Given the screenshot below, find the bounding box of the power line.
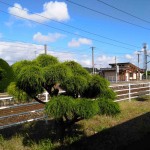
[0,10,137,51]
[97,0,150,24]
[0,0,140,49]
[65,0,150,31]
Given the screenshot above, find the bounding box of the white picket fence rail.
[110,82,150,102]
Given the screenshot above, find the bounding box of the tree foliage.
[11,54,120,129]
[97,98,120,116]
[82,75,116,99]
[35,54,59,68]
[0,67,5,81]
[0,58,14,92]
[7,82,30,103]
[45,96,100,126]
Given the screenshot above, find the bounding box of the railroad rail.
[1,82,150,129]
[0,102,45,129]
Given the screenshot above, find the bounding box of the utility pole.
[115,56,118,83]
[137,52,141,80]
[44,44,47,55]
[143,43,147,79]
[91,47,95,74]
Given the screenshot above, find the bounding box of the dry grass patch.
[80,98,150,136]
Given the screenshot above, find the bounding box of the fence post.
[45,91,48,102]
[129,83,131,102]
[149,82,150,96]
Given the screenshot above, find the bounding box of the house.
[99,62,144,82]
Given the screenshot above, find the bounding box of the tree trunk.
[33,96,46,104]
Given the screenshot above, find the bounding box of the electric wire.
[0,9,137,51]
[97,0,150,24]
[65,0,150,31]
[0,0,140,49]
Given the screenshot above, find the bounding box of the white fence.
[110,82,150,102]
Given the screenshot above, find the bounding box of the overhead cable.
[0,0,140,48]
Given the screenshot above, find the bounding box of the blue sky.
[0,0,150,69]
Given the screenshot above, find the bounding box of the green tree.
[11,54,120,135]
[0,67,4,81]
[0,59,14,92]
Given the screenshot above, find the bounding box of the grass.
[0,97,150,150]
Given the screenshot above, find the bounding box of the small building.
[99,62,144,82]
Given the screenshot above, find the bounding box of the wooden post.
[129,83,131,102]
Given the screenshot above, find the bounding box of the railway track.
[0,102,45,129]
[1,82,150,129]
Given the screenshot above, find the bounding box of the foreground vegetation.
[0,97,150,150]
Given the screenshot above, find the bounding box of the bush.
[45,96,99,122]
[7,82,30,103]
[45,96,75,119]
[75,98,99,119]
[97,98,120,116]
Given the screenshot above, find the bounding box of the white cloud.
[97,55,115,68]
[80,59,91,66]
[68,38,92,47]
[33,32,64,43]
[49,51,76,62]
[0,41,44,64]
[0,41,76,65]
[125,54,133,60]
[8,1,70,23]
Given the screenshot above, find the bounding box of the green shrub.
[97,98,120,116]
[45,96,99,122]
[45,96,75,119]
[75,99,99,119]
[7,82,30,103]
[100,88,116,100]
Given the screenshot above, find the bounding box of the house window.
[130,73,133,77]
